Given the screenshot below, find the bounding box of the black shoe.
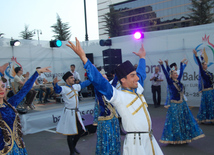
[74,148,80,154]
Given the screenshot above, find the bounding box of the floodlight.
[10,40,21,46]
[134,32,144,40]
[50,40,62,47]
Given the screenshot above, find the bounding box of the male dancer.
[53,72,91,155]
[66,38,163,155]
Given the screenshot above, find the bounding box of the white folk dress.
[107,82,163,155]
[56,84,86,135]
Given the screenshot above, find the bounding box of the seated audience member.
[35,67,51,104]
[14,67,37,109]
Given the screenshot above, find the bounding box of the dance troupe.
[0,38,213,155]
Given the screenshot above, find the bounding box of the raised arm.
[164,60,170,73]
[53,77,62,94]
[178,62,184,81]
[66,38,113,100]
[193,49,206,77]
[158,59,172,85]
[133,44,146,87]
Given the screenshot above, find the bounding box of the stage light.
[10,40,21,46]
[134,32,144,40]
[99,39,112,46]
[50,40,62,48]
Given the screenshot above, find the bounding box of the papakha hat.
[115,60,135,80]
[62,71,73,82]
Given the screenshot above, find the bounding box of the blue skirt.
[96,116,120,155]
[160,100,204,144]
[164,86,170,107]
[7,141,28,155]
[197,89,214,123]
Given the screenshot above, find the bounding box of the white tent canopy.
[1,23,214,107]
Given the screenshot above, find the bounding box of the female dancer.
[0,64,51,154]
[94,73,120,155]
[193,49,214,123]
[158,59,204,144]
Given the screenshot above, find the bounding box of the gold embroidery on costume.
[69,94,75,99]
[98,96,118,121]
[138,95,155,155]
[122,89,155,154]
[171,83,184,103]
[126,96,138,108]
[0,120,13,154]
[13,114,25,148]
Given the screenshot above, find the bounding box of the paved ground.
[23,99,214,155]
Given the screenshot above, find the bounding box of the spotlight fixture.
[133,31,144,40]
[10,40,21,46]
[50,40,62,48]
[99,39,112,46]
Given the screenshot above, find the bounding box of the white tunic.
[106,82,163,155]
[56,84,86,135]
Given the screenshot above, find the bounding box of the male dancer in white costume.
[66,38,163,155]
[53,72,91,155]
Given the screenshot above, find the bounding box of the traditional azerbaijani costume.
[196,56,214,123]
[0,71,39,155]
[53,80,91,135]
[84,59,163,155]
[53,71,91,155]
[160,62,205,144]
[94,88,120,155]
[164,64,186,108]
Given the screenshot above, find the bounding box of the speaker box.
[81,114,97,136]
[102,49,122,76]
[86,53,94,64]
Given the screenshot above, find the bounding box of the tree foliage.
[189,0,214,25]
[104,6,122,38]
[19,25,34,40]
[51,14,71,41]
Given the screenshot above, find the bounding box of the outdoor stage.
[20,97,96,135]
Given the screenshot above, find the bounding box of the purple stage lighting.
[134,32,143,40]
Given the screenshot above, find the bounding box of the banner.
[20,102,95,135]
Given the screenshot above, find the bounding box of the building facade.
[97,0,212,39]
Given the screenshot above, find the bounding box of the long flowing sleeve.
[161,64,172,85]
[53,83,62,94]
[84,60,113,100]
[166,65,170,73]
[195,56,206,77]
[80,80,91,89]
[8,71,39,107]
[178,62,184,81]
[136,58,146,87]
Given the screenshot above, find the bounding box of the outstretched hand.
[66,37,88,64]
[37,66,51,73]
[181,58,187,63]
[53,77,61,84]
[133,44,146,59]
[193,49,197,56]
[164,59,168,65]
[0,63,9,74]
[158,59,163,65]
[184,60,188,65]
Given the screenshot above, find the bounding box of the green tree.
[104,6,122,38]
[20,25,34,40]
[51,14,71,41]
[189,0,214,25]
